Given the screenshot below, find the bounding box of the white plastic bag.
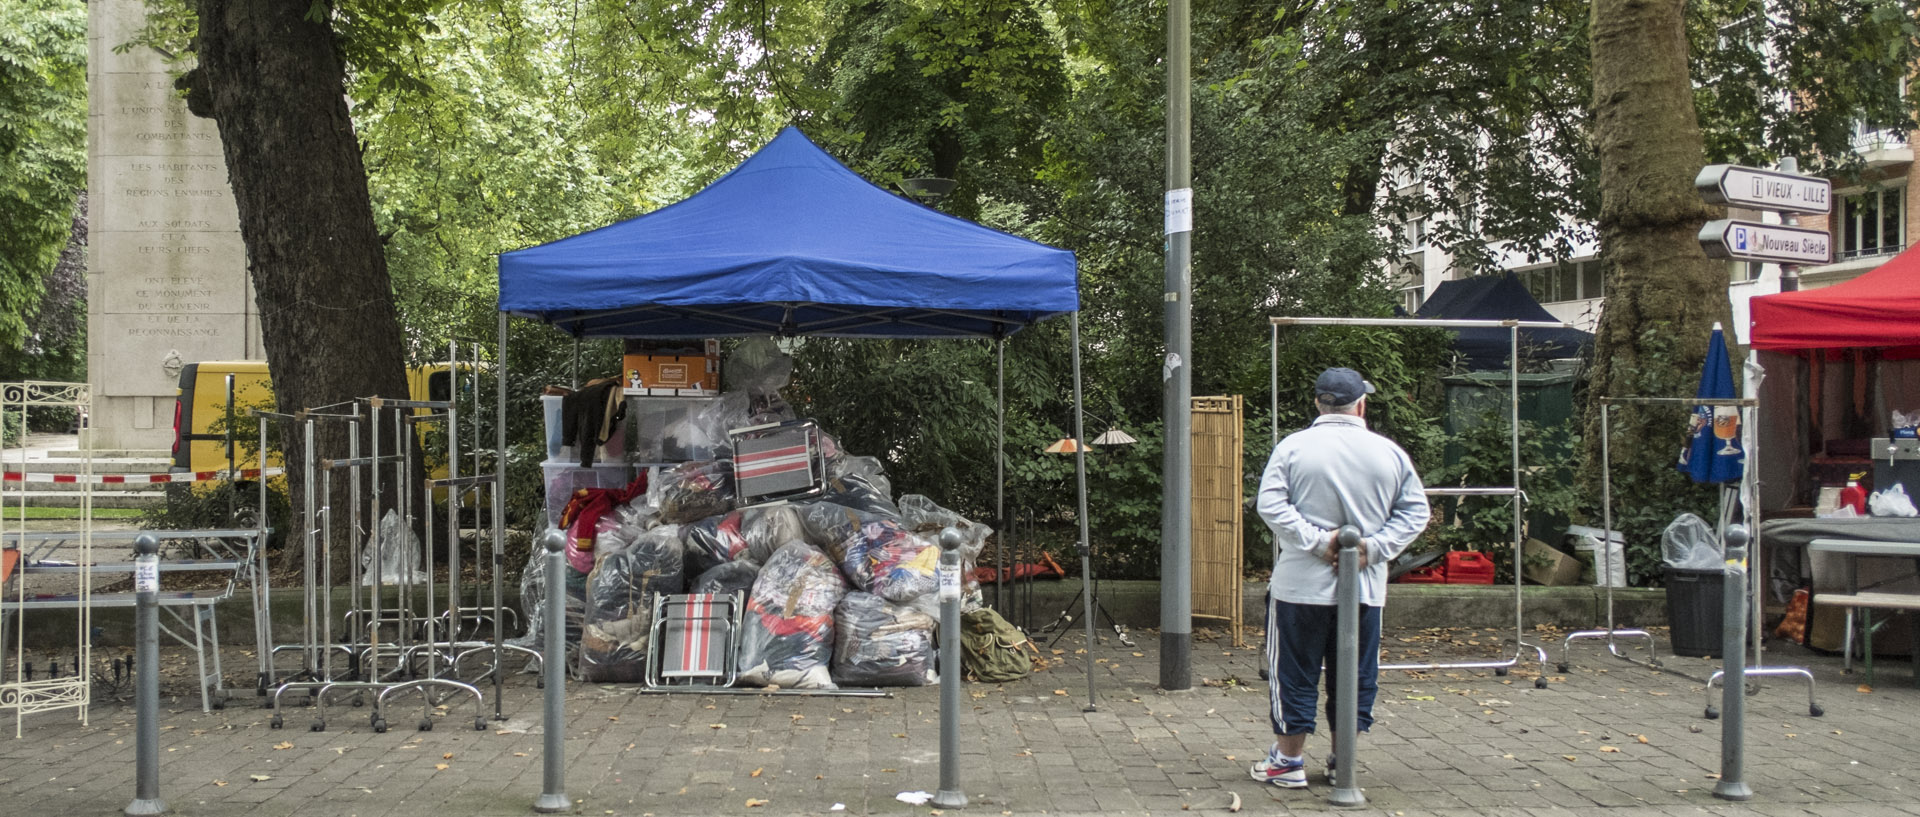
[1869,483,1919,517]
[1661,513,1721,570]
[360,508,425,585]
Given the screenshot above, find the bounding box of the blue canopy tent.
[1414,272,1592,369]
[498,127,1077,339]
[494,127,1105,698]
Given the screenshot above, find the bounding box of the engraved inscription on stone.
[88,0,260,448]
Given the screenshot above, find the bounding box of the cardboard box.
[621,353,718,391]
[1523,538,1582,586]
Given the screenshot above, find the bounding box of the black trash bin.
[1665,566,1725,657]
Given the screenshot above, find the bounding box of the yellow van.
[171,361,470,475]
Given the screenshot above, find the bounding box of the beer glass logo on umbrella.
[1678,323,1745,482]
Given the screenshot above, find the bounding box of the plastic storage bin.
[1664,566,1725,657]
[627,395,720,463]
[542,395,566,459]
[543,393,626,464]
[542,459,636,528]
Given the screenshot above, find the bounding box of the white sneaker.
[1250,753,1308,788]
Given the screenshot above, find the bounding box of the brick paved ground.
[3,623,1916,817]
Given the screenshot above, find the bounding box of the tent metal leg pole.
[1071,312,1096,712]
[996,338,1006,615]
[496,312,510,718]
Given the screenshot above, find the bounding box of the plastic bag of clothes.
[899,495,990,562]
[581,527,686,682]
[831,591,936,687]
[740,503,806,564]
[737,543,847,689]
[683,504,809,576]
[591,497,658,561]
[796,502,936,603]
[691,560,761,596]
[651,459,735,524]
[820,473,900,518]
[506,530,586,652]
[831,455,893,503]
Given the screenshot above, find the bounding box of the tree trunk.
[186,0,416,572]
[1583,0,1732,578]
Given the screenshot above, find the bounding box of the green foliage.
[1691,0,1920,176]
[0,0,85,368]
[1420,413,1582,583]
[142,479,292,553]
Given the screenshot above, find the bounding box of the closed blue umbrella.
[1678,323,1744,483]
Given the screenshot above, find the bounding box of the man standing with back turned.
[1251,367,1430,788]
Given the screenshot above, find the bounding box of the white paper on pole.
[938,564,961,601]
[134,557,159,593]
[1164,188,1193,234]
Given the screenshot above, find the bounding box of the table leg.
[1863,609,1875,688]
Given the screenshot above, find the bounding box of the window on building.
[1728,259,1764,283]
[1838,187,1905,260]
[1517,258,1602,304]
[1398,263,1424,314]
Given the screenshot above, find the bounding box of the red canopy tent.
[1747,245,1920,510]
[1750,243,1920,354]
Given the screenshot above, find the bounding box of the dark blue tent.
[1414,272,1592,369]
[497,127,1078,339]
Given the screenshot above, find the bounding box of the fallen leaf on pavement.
[745,798,768,807]
[249,775,272,782]
[272,741,293,750]
[1600,746,1619,753]
[1858,685,1873,693]
[213,780,228,787]
[709,724,727,729]
[1562,755,1577,762]
[513,752,528,757]
[443,752,455,759]
[751,768,763,778]
[434,763,449,771]
[1229,791,1243,812]
[1053,690,1068,696]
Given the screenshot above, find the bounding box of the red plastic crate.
[1444,551,1496,584]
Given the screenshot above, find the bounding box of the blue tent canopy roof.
[497,127,1079,339]
[1414,272,1592,368]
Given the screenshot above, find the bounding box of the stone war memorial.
[86,0,260,451]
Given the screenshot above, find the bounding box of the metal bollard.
[1328,526,1365,808]
[1713,525,1753,801]
[932,528,969,809]
[534,530,570,813]
[126,534,167,816]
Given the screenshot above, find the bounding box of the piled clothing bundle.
[831,591,936,687]
[737,542,847,689]
[580,526,686,682]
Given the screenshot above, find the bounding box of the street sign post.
[1695,164,1832,215]
[1698,219,1833,265]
